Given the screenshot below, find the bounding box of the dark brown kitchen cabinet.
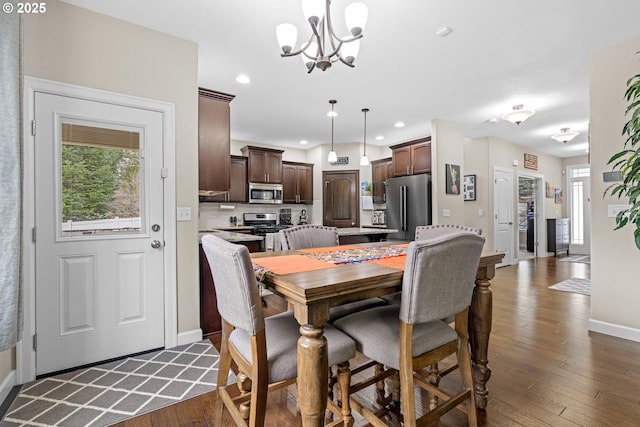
[547,218,570,257]
[201,155,247,202]
[371,157,392,203]
[241,145,283,183]
[200,239,260,337]
[198,88,235,197]
[283,161,314,204]
[390,137,431,177]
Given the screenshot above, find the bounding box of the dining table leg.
[469,263,496,409]
[298,323,328,427]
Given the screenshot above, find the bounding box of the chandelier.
[502,104,535,125]
[276,0,368,73]
[551,128,579,143]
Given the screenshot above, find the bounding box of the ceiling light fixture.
[360,108,370,166]
[276,0,368,73]
[502,104,535,125]
[327,99,338,162]
[551,127,579,144]
[394,121,405,128]
[235,74,251,84]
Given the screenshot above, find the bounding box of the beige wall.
[23,0,200,340]
[1,349,12,393]
[589,33,640,336]
[464,136,564,253]
[432,119,465,225]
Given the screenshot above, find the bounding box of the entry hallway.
[114,256,640,426]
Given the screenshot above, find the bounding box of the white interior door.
[494,167,514,267]
[34,92,165,375]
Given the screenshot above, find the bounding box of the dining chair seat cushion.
[230,311,356,383]
[333,305,456,371]
[328,297,388,323]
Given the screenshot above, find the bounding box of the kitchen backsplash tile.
[199,203,312,229]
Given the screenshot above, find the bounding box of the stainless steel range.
[244,213,291,250]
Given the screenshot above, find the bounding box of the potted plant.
[605,71,640,250]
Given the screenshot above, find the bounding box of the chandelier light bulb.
[276,23,297,54]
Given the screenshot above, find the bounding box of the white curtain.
[0,3,23,351]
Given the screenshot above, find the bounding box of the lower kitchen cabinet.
[199,240,260,336]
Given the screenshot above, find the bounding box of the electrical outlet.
[177,207,192,221]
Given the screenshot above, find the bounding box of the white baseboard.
[588,319,640,343]
[176,329,203,346]
[1,369,16,407]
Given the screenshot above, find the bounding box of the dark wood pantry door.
[323,170,359,228]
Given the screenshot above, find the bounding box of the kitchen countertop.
[199,229,263,243]
[336,227,398,236]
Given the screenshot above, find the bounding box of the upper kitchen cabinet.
[371,157,392,203]
[283,161,314,204]
[201,155,247,202]
[390,137,431,177]
[198,88,235,196]
[241,146,284,184]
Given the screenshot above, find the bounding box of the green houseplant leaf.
[605,72,640,250]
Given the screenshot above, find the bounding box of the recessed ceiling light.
[394,121,405,128]
[235,74,251,84]
[375,135,384,140]
[327,111,338,117]
[486,118,499,123]
[299,140,308,145]
[436,26,453,37]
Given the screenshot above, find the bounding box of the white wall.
[589,33,640,340]
[464,136,564,253]
[23,1,200,336]
[432,119,465,225]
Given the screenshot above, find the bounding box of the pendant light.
[360,108,370,166]
[327,99,338,162]
[502,104,535,125]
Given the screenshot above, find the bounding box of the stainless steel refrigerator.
[385,174,432,241]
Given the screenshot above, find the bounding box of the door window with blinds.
[57,119,146,238]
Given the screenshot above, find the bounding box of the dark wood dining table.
[251,242,504,427]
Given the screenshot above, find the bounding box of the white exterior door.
[34,92,165,375]
[568,165,591,255]
[494,167,514,267]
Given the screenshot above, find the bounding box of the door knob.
[151,240,162,249]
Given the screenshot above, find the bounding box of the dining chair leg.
[456,312,478,427]
[399,323,417,427]
[387,370,400,405]
[374,363,385,405]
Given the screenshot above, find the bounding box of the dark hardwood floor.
[114,256,640,426]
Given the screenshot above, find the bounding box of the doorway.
[323,170,360,228]
[20,77,177,382]
[518,176,536,260]
[493,167,514,267]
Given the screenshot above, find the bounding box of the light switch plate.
[177,207,192,221]
[442,209,451,217]
[608,204,630,218]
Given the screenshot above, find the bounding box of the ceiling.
[61,0,640,158]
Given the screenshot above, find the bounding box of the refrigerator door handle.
[401,185,408,231]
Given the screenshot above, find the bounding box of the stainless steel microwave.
[248,182,283,204]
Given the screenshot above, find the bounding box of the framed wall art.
[464,174,476,201]
[445,164,461,195]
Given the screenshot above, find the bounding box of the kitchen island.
[336,226,399,244]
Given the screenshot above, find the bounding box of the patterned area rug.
[1,340,226,427]
[558,255,591,264]
[548,277,591,296]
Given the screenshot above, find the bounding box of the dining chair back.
[415,224,482,241]
[201,234,357,427]
[334,232,485,427]
[279,224,339,250]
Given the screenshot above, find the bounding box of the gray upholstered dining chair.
[278,224,387,323]
[201,234,356,427]
[334,233,485,427]
[279,224,340,250]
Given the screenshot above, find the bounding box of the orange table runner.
[298,245,360,254]
[367,255,407,270]
[252,254,337,275]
